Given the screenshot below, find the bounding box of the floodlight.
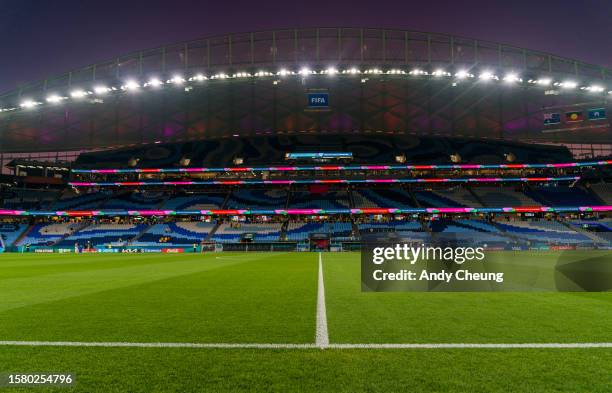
[70,89,87,98]
[170,75,185,84]
[455,70,469,79]
[560,81,577,89]
[93,85,109,94]
[147,78,163,87]
[503,73,520,83]
[479,71,495,80]
[19,100,38,108]
[124,80,140,90]
[588,85,604,93]
[46,94,63,103]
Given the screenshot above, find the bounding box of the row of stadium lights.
[5,67,610,112]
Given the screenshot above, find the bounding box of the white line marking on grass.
[0,341,610,349]
[0,341,315,349]
[316,252,329,349]
[327,343,612,349]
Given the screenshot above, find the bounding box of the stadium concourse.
[0,137,610,253]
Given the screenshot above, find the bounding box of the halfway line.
[316,252,330,348]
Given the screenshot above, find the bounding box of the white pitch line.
[315,252,329,348]
[327,343,612,349]
[0,341,315,349]
[0,341,611,349]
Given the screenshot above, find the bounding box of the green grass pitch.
[0,251,610,392]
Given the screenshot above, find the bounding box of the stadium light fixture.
[478,71,496,81]
[93,85,110,95]
[145,78,163,87]
[409,68,427,76]
[559,81,577,89]
[9,66,611,113]
[70,89,87,99]
[503,73,521,83]
[123,80,140,91]
[19,99,39,109]
[210,73,228,79]
[432,69,448,77]
[46,94,64,103]
[535,78,552,86]
[169,75,185,85]
[455,70,470,79]
[586,85,605,93]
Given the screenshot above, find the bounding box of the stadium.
[0,27,611,392]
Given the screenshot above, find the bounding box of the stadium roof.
[3,27,611,100]
[0,28,610,153]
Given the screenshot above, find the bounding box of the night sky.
[1,0,610,94]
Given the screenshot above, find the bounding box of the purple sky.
[1,0,610,94]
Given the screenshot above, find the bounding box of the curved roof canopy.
[3,27,611,101]
[0,28,610,153]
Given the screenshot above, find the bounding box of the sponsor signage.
[286,152,352,160]
[307,92,329,108]
[162,248,185,253]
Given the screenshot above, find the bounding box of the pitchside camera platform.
[361,234,612,292]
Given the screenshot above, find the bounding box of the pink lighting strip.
[70,160,612,174]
